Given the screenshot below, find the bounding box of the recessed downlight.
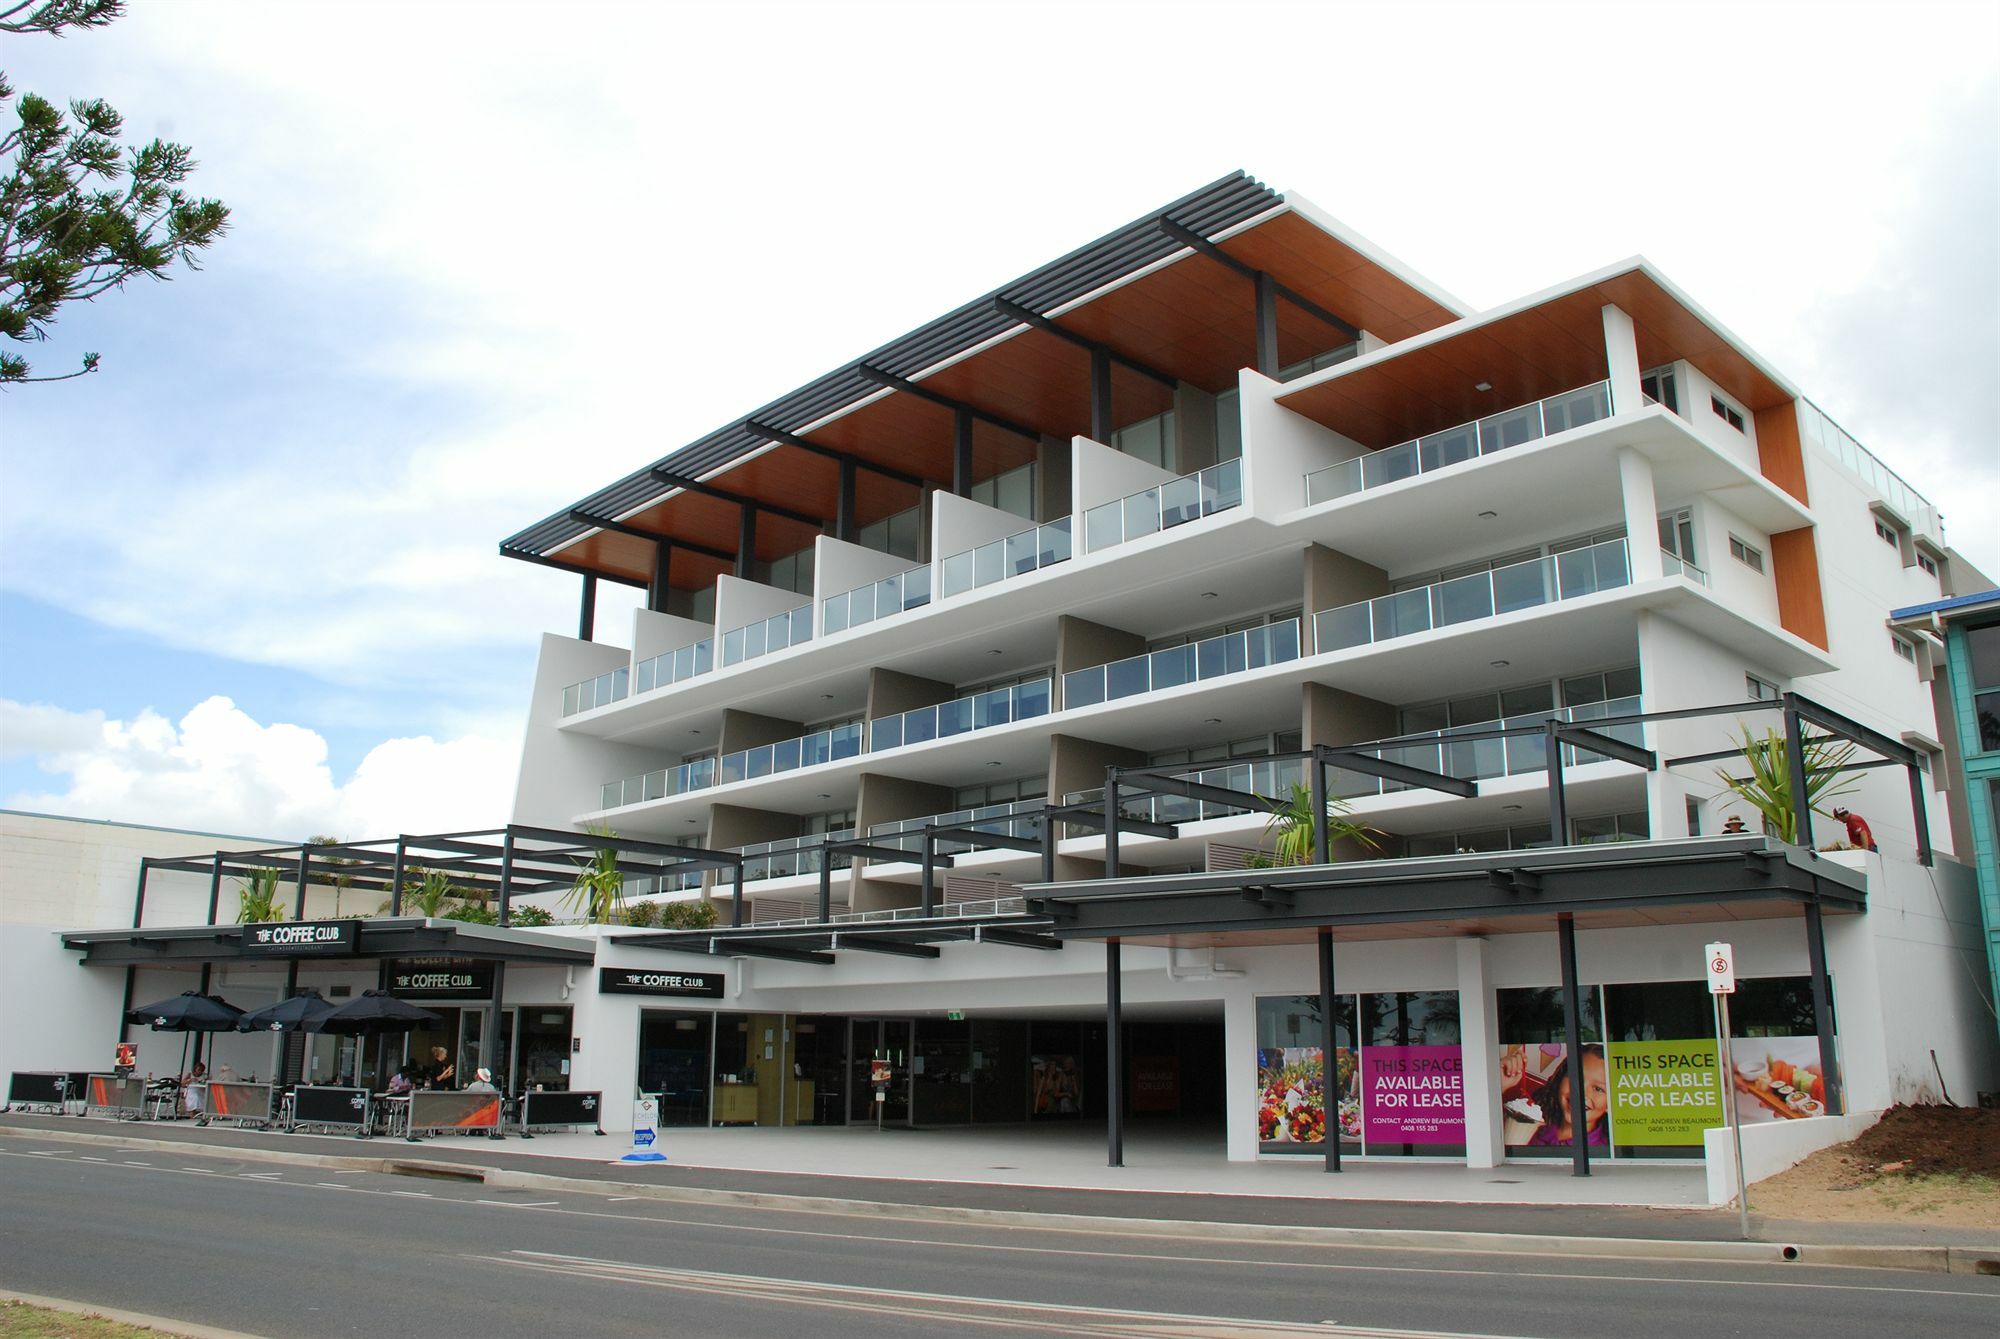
[1490,660,1510,668]
[1478,510,1498,519]
[1475,381,1493,392]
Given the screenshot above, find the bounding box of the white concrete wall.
[631,607,713,668]
[1689,494,1780,627]
[714,574,809,641]
[0,924,126,1082]
[1703,1108,1882,1205]
[1238,366,1367,518]
[510,633,662,828]
[1637,612,1779,839]
[932,490,1035,563]
[1073,433,1179,527]
[1674,361,1761,471]
[815,534,922,615]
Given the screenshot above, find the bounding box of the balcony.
[600,721,865,811]
[1314,538,1632,654]
[720,605,811,669]
[561,667,628,718]
[823,564,930,636]
[869,679,1053,751]
[1659,550,1708,586]
[1063,619,1303,710]
[1083,458,1243,554]
[740,829,856,882]
[938,517,1073,599]
[868,799,1046,859]
[1303,382,1612,506]
[1329,696,1645,799]
[1070,755,1306,827]
[633,638,715,696]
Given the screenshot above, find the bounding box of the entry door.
[846,1020,913,1125]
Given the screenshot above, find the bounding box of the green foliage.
[662,900,720,930]
[405,869,462,919]
[619,899,661,928]
[508,904,555,927]
[233,867,284,923]
[440,901,498,925]
[1257,780,1376,867]
[2,1,229,383]
[1715,726,1859,844]
[566,823,627,925]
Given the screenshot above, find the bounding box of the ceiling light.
[1474,381,1493,392]
[1200,591,1219,600]
[988,649,1003,656]
[1490,660,1510,668]
[820,693,834,700]
[1478,510,1498,519]
[1503,804,1523,813]
[816,793,831,800]
[1204,718,1222,725]
[986,760,1002,767]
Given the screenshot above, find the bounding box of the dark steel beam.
[927,825,1044,855]
[744,419,933,491]
[855,365,1042,442]
[978,927,1064,951]
[991,297,1179,390]
[836,937,941,960]
[1123,771,1265,812]
[565,511,737,563]
[496,547,651,590]
[1804,898,1843,1115]
[1553,724,1657,771]
[1547,719,1569,845]
[1318,928,1341,1173]
[1158,218,1360,342]
[578,573,596,642]
[708,939,834,966]
[1040,802,1178,840]
[651,467,829,530]
[1318,748,1478,798]
[1106,938,1124,1168]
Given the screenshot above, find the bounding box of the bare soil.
[1749,1104,2000,1229]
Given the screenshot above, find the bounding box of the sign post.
[1707,941,1750,1240]
[619,1094,667,1164]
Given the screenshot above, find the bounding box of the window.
[1640,365,1680,415]
[1277,343,1359,383]
[969,462,1037,522]
[758,545,815,596]
[1110,408,1176,471]
[1966,624,2000,753]
[1728,534,1764,572]
[1657,509,1694,562]
[857,503,923,561]
[1746,673,1780,701]
[1891,634,1917,665]
[1916,551,1938,578]
[1710,395,1746,433]
[1874,518,1900,548]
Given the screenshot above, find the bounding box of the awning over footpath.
[59,917,597,968]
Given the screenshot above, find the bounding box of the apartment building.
[42,174,1994,1176]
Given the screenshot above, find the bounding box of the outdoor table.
[376,1093,412,1140]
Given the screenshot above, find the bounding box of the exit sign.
[946,1010,965,1022]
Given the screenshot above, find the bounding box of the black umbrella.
[124,992,245,1090]
[237,990,338,1034]
[319,991,443,1091]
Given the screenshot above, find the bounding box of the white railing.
[938,517,1073,598]
[1062,620,1301,710]
[1313,538,1632,653]
[1083,458,1243,553]
[719,605,812,668]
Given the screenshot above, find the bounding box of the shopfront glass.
[1256,993,1465,1155]
[637,1010,713,1127]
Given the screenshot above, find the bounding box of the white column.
[1221,978,1261,1162]
[1601,303,1644,415]
[1618,447,1665,583]
[1456,937,1502,1168]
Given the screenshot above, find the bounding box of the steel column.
[730,860,744,928]
[479,960,506,1088]
[817,853,833,923]
[1906,763,1933,866]
[118,967,135,1045]
[1089,348,1114,443]
[578,573,597,642]
[920,830,938,916]
[1782,699,1814,849]
[1310,757,1330,866]
[1557,913,1590,1176]
[1040,817,1056,883]
[736,506,757,579]
[388,838,407,917]
[1317,928,1341,1173]
[1104,769,1121,879]
[293,846,311,919]
[648,541,672,613]
[131,861,150,929]
[1106,939,1124,1168]
[1804,898,1843,1115]
[953,410,973,497]
[1546,718,1568,845]
[205,855,223,925]
[498,827,516,927]
[1254,272,1280,378]
[837,460,857,542]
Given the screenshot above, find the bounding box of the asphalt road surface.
[2,1141,1993,1338]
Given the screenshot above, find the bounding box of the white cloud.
[2,697,518,840]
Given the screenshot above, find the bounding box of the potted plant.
[567,823,626,925]
[1252,780,1377,867]
[234,867,285,922]
[1714,726,1858,843]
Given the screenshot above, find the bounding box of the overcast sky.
[2,0,1995,840]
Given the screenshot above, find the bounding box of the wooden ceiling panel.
[1219,211,1460,343]
[803,392,956,484]
[558,530,654,586]
[919,326,1094,438]
[970,417,1041,479]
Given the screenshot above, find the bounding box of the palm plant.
[1714,726,1859,844]
[307,834,356,916]
[405,869,462,918]
[233,867,285,922]
[1257,781,1377,867]
[566,824,626,924]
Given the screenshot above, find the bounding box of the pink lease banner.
[1361,1044,1466,1143]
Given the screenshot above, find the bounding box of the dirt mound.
[1841,1104,2000,1179]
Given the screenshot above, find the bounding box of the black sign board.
[596,967,724,999]
[239,920,360,956]
[292,1085,371,1127]
[521,1089,602,1130]
[387,959,494,999]
[7,1072,68,1106]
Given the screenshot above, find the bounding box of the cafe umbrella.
[236,990,339,1034]
[317,990,442,1088]
[124,991,246,1091]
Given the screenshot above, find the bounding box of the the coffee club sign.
[597,967,724,998]
[388,958,494,1000]
[238,920,360,955]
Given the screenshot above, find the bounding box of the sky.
[2,0,1996,841]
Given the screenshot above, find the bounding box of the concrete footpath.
[3,1112,1996,1274]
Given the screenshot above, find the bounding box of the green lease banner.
[1606,1040,1723,1145]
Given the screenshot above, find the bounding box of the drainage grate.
[387,1160,486,1183]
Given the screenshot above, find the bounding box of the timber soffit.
[499,171,1280,562]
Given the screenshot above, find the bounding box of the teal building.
[1895,589,2000,1039]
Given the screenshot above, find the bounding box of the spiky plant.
[233,867,284,922]
[1714,726,1859,844]
[566,823,626,925]
[1258,780,1378,866]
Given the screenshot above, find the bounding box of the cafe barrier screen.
[291,1085,371,1130]
[86,1074,144,1115]
[408,1090,501,1133]
[521,1089,603,1132]
[6,1072,69,1110]
[207,1082,276,1126]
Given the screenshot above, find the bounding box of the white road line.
[606,1196,638,1202]
[122,1161,152,1167]
[475,1199,558,1208]
[316,1182,350,1188]
[332,1169,368,1175]
[390,1190,432,1198]
[26,1150,54,1156]
[76,1155,107,1161]
[239,1171,283,1180]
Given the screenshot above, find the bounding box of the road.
[2,1140,1992,1338]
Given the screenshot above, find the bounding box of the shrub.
[662,900,720,930]
[441,902,498,925]
[620,900,662,927]
[508,905,555,927]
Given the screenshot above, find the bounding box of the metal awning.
[59,917,599,968]
[620,910,1064,964]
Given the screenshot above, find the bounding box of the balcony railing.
[599,722,864,811]
[720,605,812,669]
[1063,619,1302,711]
[823,565,930,635]
[740,829,856,882]
[1303,381,1613,506]
[633,638,715,696]
[1083,458,1243,553]
[869,678,1053,752]
[1068,755,1306,828]
[1659,549,1708,586]
[868,799,1046,858]
[1313,538,1632,653]
[1329,697,1645,799]
[939,517,1072,599]
[561,667,628,717]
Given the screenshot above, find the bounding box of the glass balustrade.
[599,722,864,811]
[1313,538,1631,653]
[1659,549,1709,586]
[1062,620,1301,710]
[1065,756,1306,828]
[561,666,629,717]
[719,605,813,668]
[1326,697,1645,799]
[868,678,1053,752]
[1083,458,1243,553]
[867,800,1046,859]
[823,564,931,635]
[631,638,715,696]
[1303,381,1613,505]
[938,517,1073,600]
[739,830,857,882]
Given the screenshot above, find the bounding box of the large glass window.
[969,462,1038,522]
[1967,624,2000,753]
[1255,993,1463,1156]
[637,1010,712,1127]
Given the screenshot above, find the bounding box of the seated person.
[386,1066,415,1095]
[464,1067,498,1093]
[179,1061,207,1116]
